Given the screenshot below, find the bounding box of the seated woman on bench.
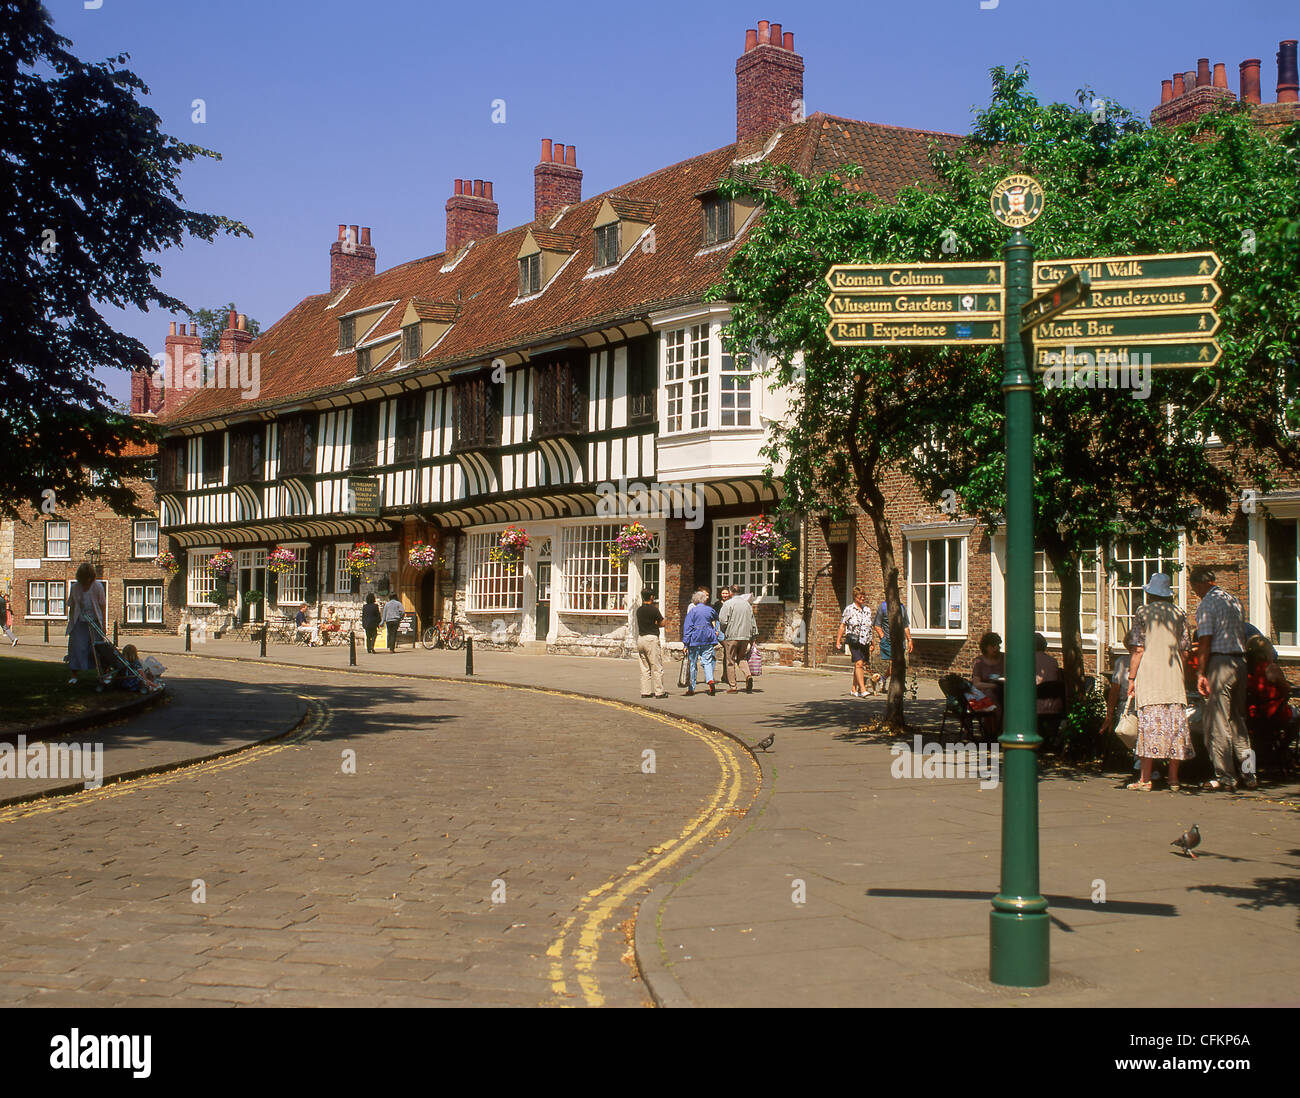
[319,606,342,644]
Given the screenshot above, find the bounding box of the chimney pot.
[227,309,237,330]
[783,31,794,50]
[1213,62,1227,89]
[1240,58,1262,104]
[361,226,371,246]
[564,144,576,166]
[180,323,188,336]
[337,224,346,240]
[1278,40,1299,103]
[757,19,769,43]
[169,321,177,336]
[554,142,565,163]
[472,179,482,196]
[1184,70,1196,92]
[744,28,757,52]
[484,181,493,200]
[770,22,782,46]
[1160,79,1173,103]
[1172,72,1185,97]
[540,138,552,163]
[349,225,359,243]
[454,179,463,195]
[237,313,246,331]
[1196,57,1211,87]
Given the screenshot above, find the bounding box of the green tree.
[0,1,251,519]
[188,304,261,353]
[715,65,1300,717]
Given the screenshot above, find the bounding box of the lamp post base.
[990,909,1050,987]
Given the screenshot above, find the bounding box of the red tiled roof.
[166,114,960,426]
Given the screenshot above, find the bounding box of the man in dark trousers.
[382,594,404,652]
[361,593,381,653]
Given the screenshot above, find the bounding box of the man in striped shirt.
[1190,566,1254,791]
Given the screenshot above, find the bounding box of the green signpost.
[825,176,1224,989]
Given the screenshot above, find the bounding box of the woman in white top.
[66,562,106,685]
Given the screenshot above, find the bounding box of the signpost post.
[824,175,1223,989]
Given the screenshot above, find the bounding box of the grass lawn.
[0,655,140,735]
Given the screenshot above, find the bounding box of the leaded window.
[468,531,523,612]
[519,253,541,296]
[562,524,628,613]
[714,522,780,600]
[594,223,620,268]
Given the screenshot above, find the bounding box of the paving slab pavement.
[11,633,1298,1007]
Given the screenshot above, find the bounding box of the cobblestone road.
[0,660,758,1006]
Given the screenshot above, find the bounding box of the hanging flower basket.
[206,549,235,580]
[740,516,796,561]
[608,522,654,567]
[489,526,530,567]
[267,546,298,575]
[345,541,376,580]
[408,541,442,571]
[154,549,180,578]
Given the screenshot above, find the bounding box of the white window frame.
[713,519,782,603]
[275,543,309,606]
[687,323,709,430]
[334,542,354,595]
[124,582,164,625]
[719,343,753,427]
[28,580,67,619]
[990,537,1101,647]
[560,523,629,614]
[467,531,524,613]
[905,528,969,638]
[1248,495,1300,657]
[1106,534,1185,648]
[659,313,759,436]
[188,548,219,607]
[45,519,70,560]
[133,519,159,559]
[663,328,685,433]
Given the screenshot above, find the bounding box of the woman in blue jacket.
[682,589,720,696]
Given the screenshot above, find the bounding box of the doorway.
[420,569,439,634]
[237,549,267,623]
[535,560,552,640]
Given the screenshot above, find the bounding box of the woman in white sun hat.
[1126,572,1193,790]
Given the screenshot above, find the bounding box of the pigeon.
[752,733,775,753]
[1171,823,1201,859]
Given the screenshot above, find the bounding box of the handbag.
[1115,697,1139,751]
[748,644,763,677]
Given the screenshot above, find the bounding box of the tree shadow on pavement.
[1189,874,1300,929]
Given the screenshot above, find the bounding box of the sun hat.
[1143,573,1174,599]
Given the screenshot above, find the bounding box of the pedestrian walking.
[382,594,405,652]
[65,562,105,685]
[634,588,668,698]
[361,593,381,653]
[682,589,720,696]
[719,584,757,693]
[835,586,874,697]
[1190,566,1254,791]
[1126,574,1193,791]
[715,586,733,687]
[873,598,912,693]
[0,590,16,646]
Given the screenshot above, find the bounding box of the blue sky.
[44,0,1298,401]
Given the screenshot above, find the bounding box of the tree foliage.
[188,303,261,353]
[0,1,251,519]
[714,64,1300,705]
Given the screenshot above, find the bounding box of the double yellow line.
[545,708,755,1007]
[0,698,330,823]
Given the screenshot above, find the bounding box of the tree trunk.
[860,483,906,727]
[1043,539,1086,702]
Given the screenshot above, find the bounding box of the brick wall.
[736,26,804,141]
[8,474,172,634]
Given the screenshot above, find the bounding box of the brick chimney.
[445,178,499,254]
[1278,39,1299,103]
[736,21,804,141]
[534,140,582,223]
[219,309,255,360]
[160,321,202,418]
[1152,56,1237,126]
[329,224,376,292]
[131,354,164,415]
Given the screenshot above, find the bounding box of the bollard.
[113,621,119,647]
[185,623,192,652]
[349,629,356,667]
[44,620,50,644]
[465,635,474,676]
[260,627,267,658]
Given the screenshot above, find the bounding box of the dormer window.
[356,345,371,376]
[594,223,620,269]
[402,323,422,363]
[339,316,355,351]
[703,195,733,246]
[519,253,542,296]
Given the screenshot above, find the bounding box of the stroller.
[84,615,164,694]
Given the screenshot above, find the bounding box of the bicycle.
[421,619,465,650]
